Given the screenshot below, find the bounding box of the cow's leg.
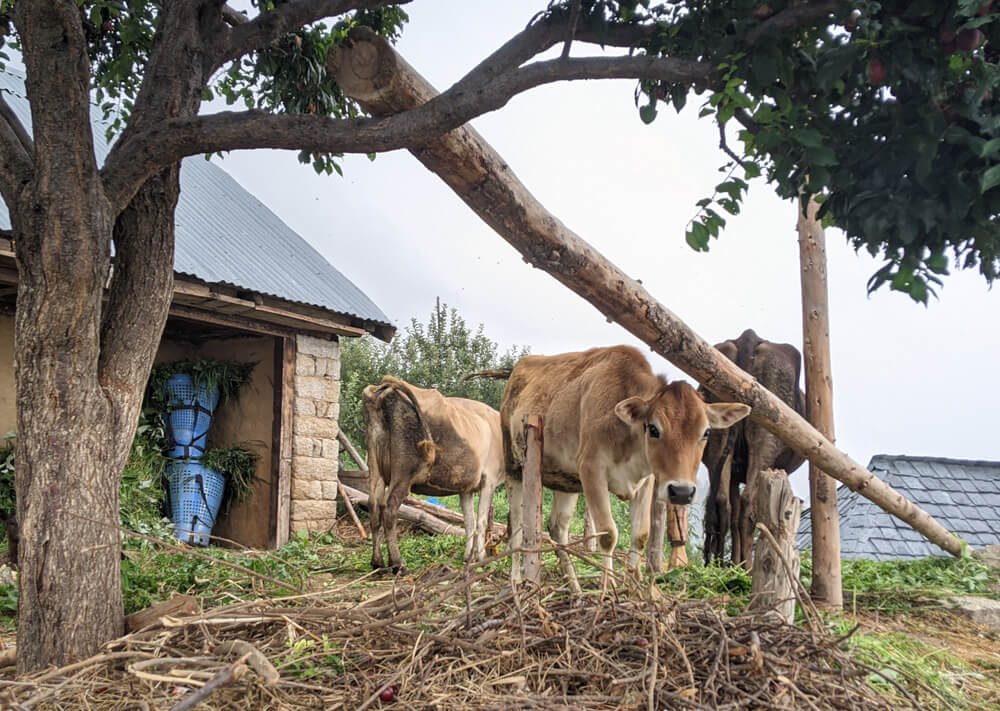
[369,466,388,571]
[739,425,786,568]
[730,473,743,565]
[506,475,524,586]
[714,454,733,565]
[474,478,499,562]
[383,475,412,574]
[579,466,617,597]
[459,491,477,563]
[627,474,654,574]
[549,491,581,595]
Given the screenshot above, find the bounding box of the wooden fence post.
[646,500,666,573]
[666,503,689,570]
[797,195,843,610]
[522,415,544,585]
[749,469,802,624]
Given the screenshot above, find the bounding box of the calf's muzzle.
[667,483,696,505]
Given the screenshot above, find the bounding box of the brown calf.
[493,346,749,592]
[362,375,503,573]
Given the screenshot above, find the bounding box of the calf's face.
[615,382,750,505]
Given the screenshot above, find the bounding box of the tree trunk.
[797,196,843,610]
[9,2,205,672]
[328,28,964,559]
[748,469,802,624]
[12,3,124,673]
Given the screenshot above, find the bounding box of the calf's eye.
[701,428,711,441]
[647,424,660,439]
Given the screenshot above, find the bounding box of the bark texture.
[12,2,122,673]
[748,469,802,624]
[797,196,843,610]
[328,27,964,559]
[6,2,217,672]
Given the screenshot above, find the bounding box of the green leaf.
[792,128,825,148]
[686,222,710,251]
[806,145,838,167]
[639,104,658,124]
[927,253,950,274]
[981,165,1000,194]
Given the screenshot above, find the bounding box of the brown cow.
[701,329,805,567]
[362,375,503,573]
[495,346,750,593]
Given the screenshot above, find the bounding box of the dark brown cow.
[494,346,749,593]
[362,375,503,573]
[701,329,805,566]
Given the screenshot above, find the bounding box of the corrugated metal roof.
[797,455,1000,560]
[0,70,393,335]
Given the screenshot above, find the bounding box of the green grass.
[829,617,1000,711]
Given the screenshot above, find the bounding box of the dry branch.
[166,654,248,711]
[0,559,916,710]
[327,27,963,558]
[124,595,199,633]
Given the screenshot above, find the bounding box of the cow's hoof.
[392,564,409,576]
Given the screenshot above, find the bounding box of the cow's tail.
[462,368,513,381]
[378,377,439,469]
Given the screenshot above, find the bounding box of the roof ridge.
[869,453,1000,468]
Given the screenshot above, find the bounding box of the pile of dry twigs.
[0,554,919,711]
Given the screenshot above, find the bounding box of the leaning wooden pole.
[797,195,843,610]
[327,28,963,558]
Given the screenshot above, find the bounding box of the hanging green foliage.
[202,445,261,516]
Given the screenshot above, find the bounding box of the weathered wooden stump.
[521,415,544,584]
[748,469,802,623]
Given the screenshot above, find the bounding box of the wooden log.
[666,503,689,570]
[797,195,843,610]
[748,469,802,623]
[327,28,963,558]
[0,647,16,669]
[337,482,367,539]
[521,415,544,584]
[124,595,199,633]
[339,468,508,538]
[337,430,368,471]
[646,500,666,573]
[339,483,463,536]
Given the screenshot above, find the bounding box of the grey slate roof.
[0,70,393,336]
[796,455,1000,560]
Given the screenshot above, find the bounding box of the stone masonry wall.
[290,334,341,533]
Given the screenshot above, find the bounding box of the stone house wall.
[290,334,341,533]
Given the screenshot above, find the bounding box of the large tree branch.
[102,50,710,209]
[331,27,964,559]
[745,1,840,45]
[0,93,34,203]
[216,0,410,68]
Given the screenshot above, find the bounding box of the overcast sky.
[213,2,1000,498]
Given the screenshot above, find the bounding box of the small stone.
[949,595,1000,633]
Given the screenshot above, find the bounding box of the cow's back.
[404,387,502,495]
[501,346,656,490]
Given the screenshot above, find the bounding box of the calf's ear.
[614,396,647,425]
[706,402,751,429]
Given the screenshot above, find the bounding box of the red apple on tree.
[867,57,887,86]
